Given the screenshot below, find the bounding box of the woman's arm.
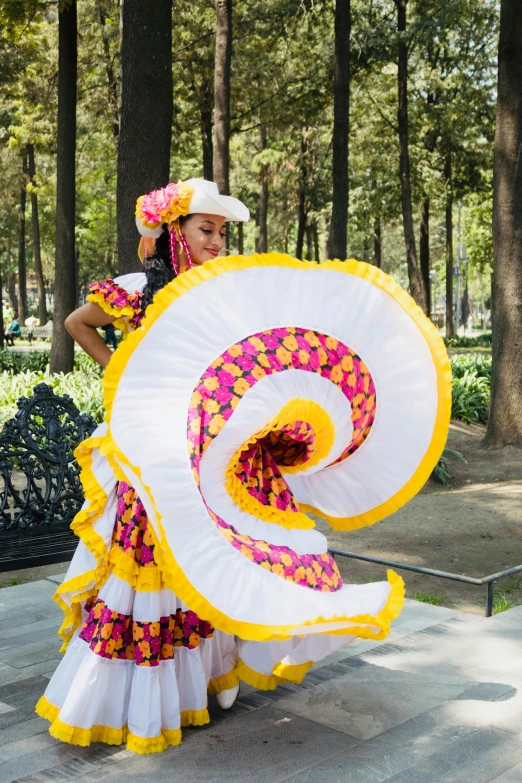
[65,302,117,368]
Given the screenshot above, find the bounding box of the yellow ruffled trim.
[180,708,210,727]
[36,696,184,753]
[235,659,282,690]
[53,436,112,648]
[207,668,240,695]
[225,398,335,530]
[86,291,133,333]
[272,660,313,682]
[234,659,312,690]
[127,729,182,754]
[108,544,165,592]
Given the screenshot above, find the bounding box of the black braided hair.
[141,216,188,312]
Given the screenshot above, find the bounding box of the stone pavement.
[0,576,521,783]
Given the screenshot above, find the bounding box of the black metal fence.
[0,384,96,571]
[329,547,522,618]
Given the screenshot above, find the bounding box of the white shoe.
[216,683,240,710]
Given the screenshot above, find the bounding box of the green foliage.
[450,354,492,380]
[413,592,448,606]
[444,333,493,349]
[451,370,490,424]
[492,590,510,614]
[0,577,22,588]
[0,369,104,428]
[432,448,465,485]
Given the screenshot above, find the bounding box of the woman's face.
[182,213,226,266]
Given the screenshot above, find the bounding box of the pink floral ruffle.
[87,279,143,331]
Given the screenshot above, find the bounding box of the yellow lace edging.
[108,545,165,592]
[235,659,282,690]
[180,708,210,727]
[225,398,335,531]
[234,659,313,690]
[272,660,313,682]
[36,695,185,753]
[207,668,240,695]
[53,436,112,648]
[86,291,133,334]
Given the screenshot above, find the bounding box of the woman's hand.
[65,303,117,368]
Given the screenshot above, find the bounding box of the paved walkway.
[0,577,521,783]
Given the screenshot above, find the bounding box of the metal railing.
[329,547,522,618]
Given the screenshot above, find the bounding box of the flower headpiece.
[135,180,194,230]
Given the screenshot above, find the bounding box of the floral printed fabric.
[87,279,143,331]
[114,481,157,570]
[186,327,376,589]
[77,481,215,665]
[188,327,376,473]
[210,509,342,592]
[80,598,214,665]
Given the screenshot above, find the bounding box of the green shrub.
[0,350,50,373]
[451,370,490,424]
[0,369,104,429]
[444,332,492,348]
[450,354,491,380]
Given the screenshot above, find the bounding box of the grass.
[492,577,520,614]
[413,591,449,606]
[0,577,23,588]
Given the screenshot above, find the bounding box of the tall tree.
[373,217,382,268]
[117,0,173,274]
[485,0,522,448]
[255,126,268,253]
[213,0,232,196]
[419,198,430,316]
[50,0,77,374]
[17,150,27,324]
[394,0,427,313]
[97,1,119,142]
[444,152,455,337]
[326,0,350,261]
[27,143,47,325]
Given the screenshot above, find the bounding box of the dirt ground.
[322,420,522,616]
[3,420,521,617]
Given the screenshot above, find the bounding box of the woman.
[37,178,448,754]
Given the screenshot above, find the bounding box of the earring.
[177,229,194,269]
[169,228,179,275]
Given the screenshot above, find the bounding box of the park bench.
[19,322,53,341]
[0,384,96,571]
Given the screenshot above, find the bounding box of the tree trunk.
[117,0,173,275]
[305,224,314,261]
[326,0,350,261]
[27,143,48,326]
[296,127,308,260]
[420,198,430,316]
[18,150,27,325]
[49,0,77,375]
[97,1,119,142]
[445,152,454,338]
[8,271,18,315]
[373,216,382,268]
[0,260,4,350]
[313,222,320,262]
[201,104,213,180]
[213,0,231,195]
[256,126,268,253]
[485,0,522,448]
[237,220,244,255]
[395,0,427,313]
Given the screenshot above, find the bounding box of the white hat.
[184,178,250,223]
[135,178,249,238]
